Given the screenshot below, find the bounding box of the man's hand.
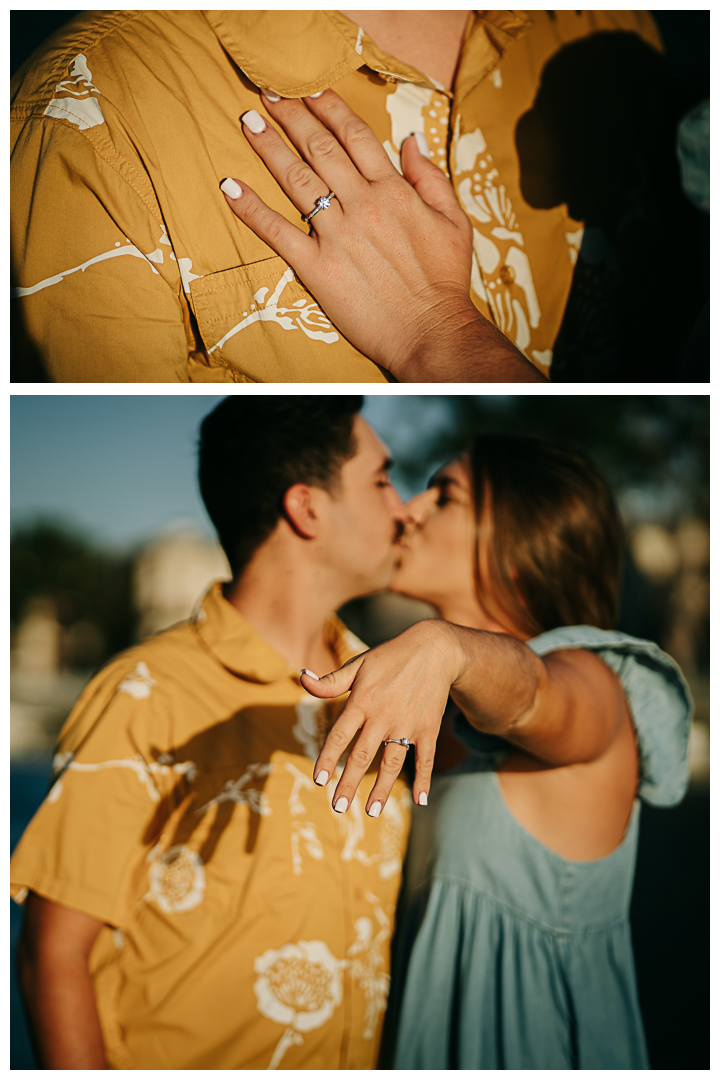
[220,90,546,383]
[18,892,107,1069]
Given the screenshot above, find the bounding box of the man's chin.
[388,564,419,600]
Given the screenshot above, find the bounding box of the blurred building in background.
[10,525,229,758]
[133,528,230,640]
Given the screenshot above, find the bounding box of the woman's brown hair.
[468,433,623,636]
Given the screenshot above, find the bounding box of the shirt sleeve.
[11,113,201,382]
[10,656,180,927]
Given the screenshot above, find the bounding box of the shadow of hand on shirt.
[143,702,327,867]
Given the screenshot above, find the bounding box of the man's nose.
[387,482,406,514]
[387,484,418,543]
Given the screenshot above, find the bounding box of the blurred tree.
[10,522,135,668]
[379,396,709,522]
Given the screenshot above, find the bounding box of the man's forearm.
[18,943,106,1068]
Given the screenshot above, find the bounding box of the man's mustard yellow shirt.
[11,10,660,382]
[10,584,411,1069]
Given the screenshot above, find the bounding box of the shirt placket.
[449,90,537,349]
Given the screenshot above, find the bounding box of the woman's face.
[391,455,514,633]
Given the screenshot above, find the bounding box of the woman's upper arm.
[504,647,629,767]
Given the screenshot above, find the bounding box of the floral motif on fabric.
[196,762,272,816]
[285,762,325,875]
[452,118,545,364]
[146,844,206,913]
[254,940,344,1068]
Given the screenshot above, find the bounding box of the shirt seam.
[11,11,142,113]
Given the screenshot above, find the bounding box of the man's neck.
[339,10,471,89]
[224,541,343,677]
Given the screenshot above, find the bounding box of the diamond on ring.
[302,191,336,223]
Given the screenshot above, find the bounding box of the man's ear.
[283,483,324,539]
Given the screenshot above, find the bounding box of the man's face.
[321,416,406,601]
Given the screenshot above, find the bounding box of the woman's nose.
[405,488,436,527]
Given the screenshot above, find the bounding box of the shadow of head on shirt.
[515,31,708,381]
[515,31,679,231]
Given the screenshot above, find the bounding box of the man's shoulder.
[55,616,215,753]
[11,11,210,114]
[99,617,209,686]
[74,618,209,709]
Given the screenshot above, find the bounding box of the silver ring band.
[384,738,411,748]
[302,191,336,223]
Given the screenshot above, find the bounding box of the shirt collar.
[455,11,532,105]
[192,581,363,683]
[203,10,531,100]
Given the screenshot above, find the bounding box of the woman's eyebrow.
[427,472,460,490]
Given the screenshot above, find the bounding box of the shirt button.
[499,264,516,285]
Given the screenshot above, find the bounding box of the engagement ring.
[302,191,336,223]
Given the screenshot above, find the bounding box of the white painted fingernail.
[315,770,329,787]
[300,668,319,681]
[418,791,428,806]
[368,801,382,818]
[220,178,242,200]
[242,110,267,134]
[308,90,325,98]
[263,91,282,102]
[414,131,430,158]
[334,796,349,814]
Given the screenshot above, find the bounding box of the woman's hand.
[302,617,630,817]
[220,91,545,383]
[301,620,463,814]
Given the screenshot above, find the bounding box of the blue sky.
[11,396,225,549]
[10,395,464,550]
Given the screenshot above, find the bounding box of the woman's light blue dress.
[385,627,692,1070]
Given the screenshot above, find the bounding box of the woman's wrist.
[449,628,543,734]
[392,300,547,383]
[403,618,468,686]
[388,295,481,381]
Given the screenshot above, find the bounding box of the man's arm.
[18,892,107,1069]
[11,117,195,382]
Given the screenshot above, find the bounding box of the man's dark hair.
[198,396,363,576]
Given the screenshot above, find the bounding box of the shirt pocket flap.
[190,255,387,383]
